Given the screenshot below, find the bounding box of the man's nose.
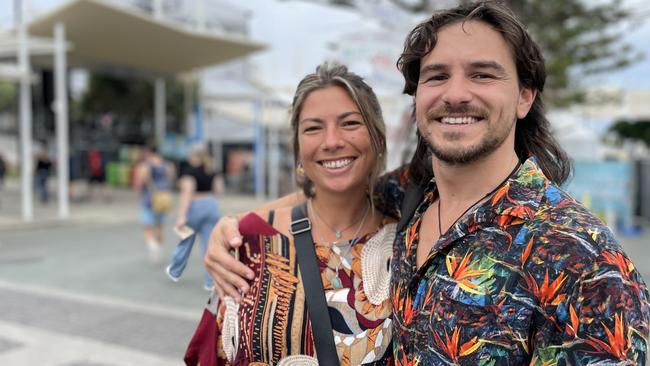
[441,76,473,105]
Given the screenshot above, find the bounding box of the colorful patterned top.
[379,157,649,365]
[207,212,395,365]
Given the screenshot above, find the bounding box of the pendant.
[332,272,342,289]
[335,231,342,239]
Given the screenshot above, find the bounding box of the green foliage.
[80,75,152,118]
[609,120,650,147]
[78,73,186,130]
[504,0,641,107]
[0,81,16,112]
[320,0,643,107]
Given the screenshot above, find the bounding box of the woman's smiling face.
[297,85,375,196]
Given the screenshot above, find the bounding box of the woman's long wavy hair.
[290,62,387,199]
[398,1,571,186]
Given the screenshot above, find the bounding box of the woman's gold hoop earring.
[296,163,305,176]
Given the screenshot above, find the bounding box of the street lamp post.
[154,78,166,149]
[18,0,33,221]
[54,22,69,219]
[253,98,266,200]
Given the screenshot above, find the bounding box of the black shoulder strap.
[290,203,340,366]
[396,183,426,233]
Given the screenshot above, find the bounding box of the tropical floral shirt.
[380,157,649,365]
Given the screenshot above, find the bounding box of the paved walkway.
[0,180,265,365]
[0,180,263,231]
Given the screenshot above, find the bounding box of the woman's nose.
[322,126,345,150]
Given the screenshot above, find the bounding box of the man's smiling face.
[414,20,535,165]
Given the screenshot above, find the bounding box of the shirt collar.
[488,156,548,221]
[405,157,550,275]
[424,156,549,222]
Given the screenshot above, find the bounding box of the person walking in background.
[133,145,175,262]
[35,149,53,204]
[87,147,112,202]
[0,153,6,208]
[166,146,223,290]
[68,152,86,202]
[0,153,6,191]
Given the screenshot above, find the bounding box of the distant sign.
[333,29,404,94]
[564,161,633,230]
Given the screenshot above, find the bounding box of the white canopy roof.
[21,0,265,75]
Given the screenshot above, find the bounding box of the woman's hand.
[175,216,187,231]
[204,216,255,302]
[205,191,305,301]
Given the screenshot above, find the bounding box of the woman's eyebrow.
[299,117,323,124]
[337,111,362,120]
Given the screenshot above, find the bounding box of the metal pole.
[195,0,206,31]
[213,138,223,173]
[18,0,33,221]
[184,77,192,137]
[14,0,20,26]
[268,126,280,199]
[253,99,266,199]
[154,78,165,148]
[54,22,69,219]
[152,0,163,19]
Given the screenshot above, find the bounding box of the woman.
[133,145,175,262]
[185,63,395,365]
[133,146,175,263]
[167,146,223,290]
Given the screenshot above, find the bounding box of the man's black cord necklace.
[437,161,521,237]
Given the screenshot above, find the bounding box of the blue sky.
[2,0,650,91]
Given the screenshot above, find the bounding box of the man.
[35,149,53,204]
[87,147,112,202]
[0,153,6,190]
[205,1,649,364]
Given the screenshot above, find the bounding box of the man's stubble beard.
[418,114,516,166]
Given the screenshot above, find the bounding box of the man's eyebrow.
[419,63,448,75]
[470,60,507,73]
[419,61,508,75]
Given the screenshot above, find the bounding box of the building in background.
[0,0,265,219]
[550,87,650,232]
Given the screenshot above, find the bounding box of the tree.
[80,75,153,120]
[78,73,186,134]
[308,0,643,107]
[609,120,650,147]
[0,81,16,112]
[503,0,641,106]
